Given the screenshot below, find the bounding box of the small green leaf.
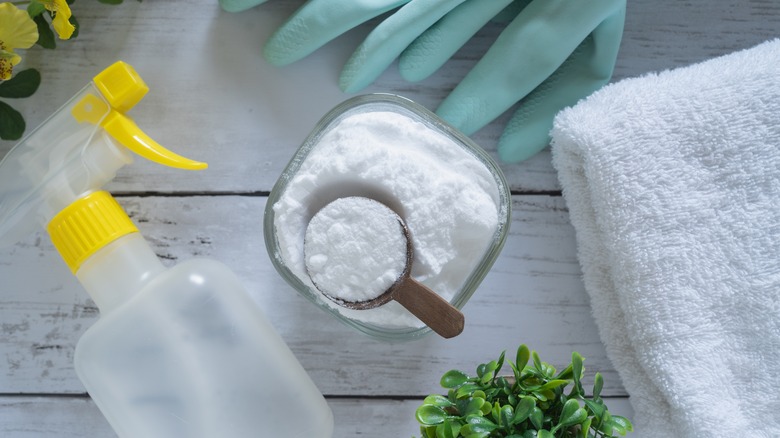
[416,405,448,426]
[435,419,461,438]
[27,0,46,17]
[476,363,487,378]
[571,352,584,394]
[491,401,501,423]
[593,372,604,400]
[0,69,41,98]
[557,401,587,429]
[611,415,634,432]
[69,15,80,39]
[596,410,613,435]
[466,415,498,433]
[0,101,25,140]
[532,390,551,402]
[464,398,485,417]
[424,395,456,408]
[529,407,543,430]
[459,424,489,438]
[421,425,437,438]
[559,399,580,421]
[33,14,56,49]
[441,370,469,389]
[532,351,543,372]
[580,417,593,438]
[555,363,574,380]
[583,398,606,419]
[499,405,513,427]
[607,415,633,436]
[538,379,569,392]
[516,345,530,372]
[479,400,492,416]
[512,396,535,425]
[537,430,555,438]
[496,351,506,374]
[456,384,480,399]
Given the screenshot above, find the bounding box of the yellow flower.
[0,3,39,80]
[39,0,76,40]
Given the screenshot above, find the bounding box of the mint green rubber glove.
[402,0,626,162]
[219,0,266,13]
[262,0,625,162]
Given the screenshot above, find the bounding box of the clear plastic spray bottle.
[0,61,334,438]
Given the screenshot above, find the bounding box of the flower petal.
[44,0,76,40]
[0,49,22,80]
[0,3,39,50]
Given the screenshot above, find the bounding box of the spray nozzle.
[0,61,207,248]
[72,62,207,171]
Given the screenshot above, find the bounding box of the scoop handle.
[393,278,465,338]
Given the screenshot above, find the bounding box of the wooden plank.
[0,395,638,438]
[0,196,622,396]
[2,0,777,193]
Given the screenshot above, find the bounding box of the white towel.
[550,39,780,437]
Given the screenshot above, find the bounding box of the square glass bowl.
[264,94,511,341]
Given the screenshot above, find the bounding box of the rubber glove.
[219,0,266,13]
[263,0,625,162]
[402,0,626,162]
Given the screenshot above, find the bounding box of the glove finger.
[219,0,267,13]
[436,0,624,135]
[498,7,626,163]
[398,0,515,82]
[339,0,468,93]
[264,0,409,66]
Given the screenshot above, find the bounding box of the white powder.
[273,109,501,329]
[304,197,407,303]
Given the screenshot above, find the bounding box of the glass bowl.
[264,94,511,341]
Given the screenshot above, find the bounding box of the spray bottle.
[0,61,334,438]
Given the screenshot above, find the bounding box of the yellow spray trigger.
[71,63,207,171]
[102,109,207,171]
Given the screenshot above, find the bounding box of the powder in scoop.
[274,109,501,328]
[304,197,407,304]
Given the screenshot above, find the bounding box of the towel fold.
[550,39,780,437]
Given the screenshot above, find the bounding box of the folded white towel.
[550,39,780,437]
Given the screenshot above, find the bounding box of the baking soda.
[305,197,407,303]
[273,110,500,328]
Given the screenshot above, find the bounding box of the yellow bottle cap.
[47,191,138,273]
[93,61,149,113]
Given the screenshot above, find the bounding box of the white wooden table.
[0,1,777,436]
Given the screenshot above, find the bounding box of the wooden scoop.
[304,197,465,339]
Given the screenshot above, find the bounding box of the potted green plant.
[415,345,633,438]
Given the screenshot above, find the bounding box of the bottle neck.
[75,233,165,314]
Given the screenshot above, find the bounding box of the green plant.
[0,68,40,140]
[415,345,633,438]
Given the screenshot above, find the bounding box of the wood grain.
[1,196,619,396]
